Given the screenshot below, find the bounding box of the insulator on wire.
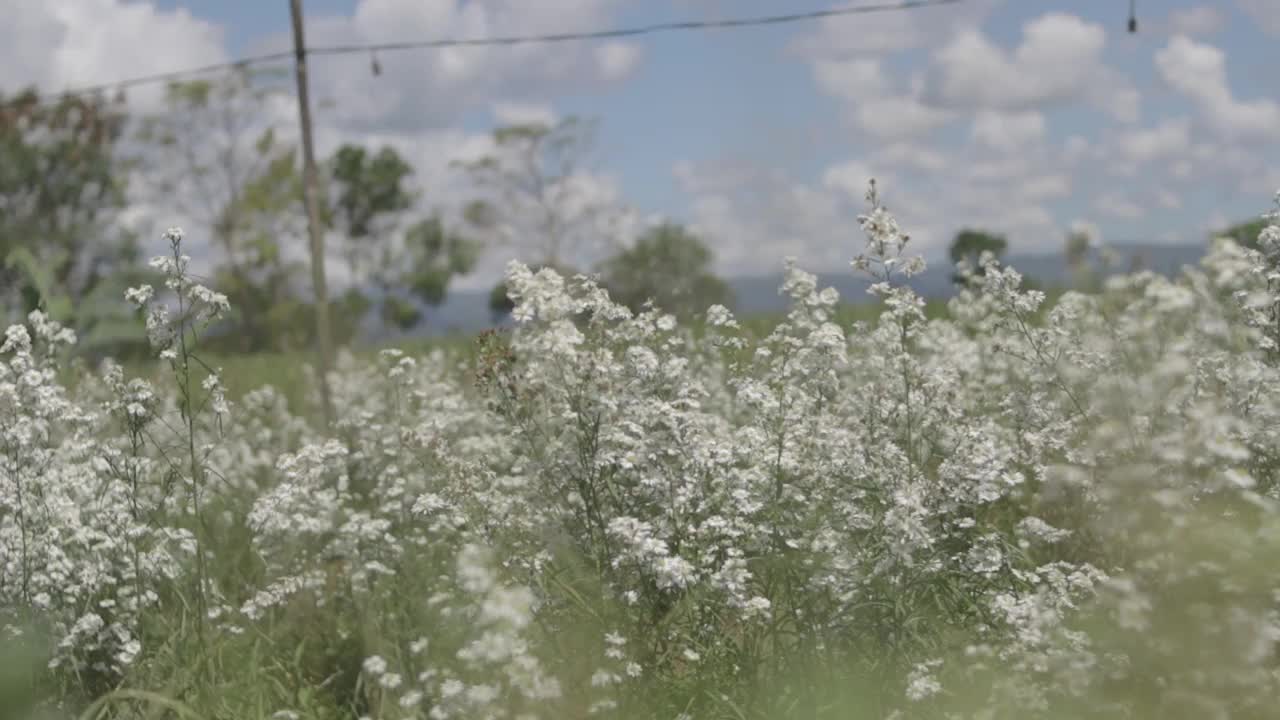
[1128,0,1137,33]
[371,51,382,76]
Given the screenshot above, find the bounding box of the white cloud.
[971,110,1046,153]
[677,161,864,274]
[1020,174,1072,201]
[1117,118,1192,164]
[878,143,949,172]
[1062,135,1092,164]
[674,132,1092,278]
[791,8,927,58]
[1155,188,1183,209]
[915,12,1140,124]
[1167,6,1225,36]
[1155,36,1280,142]
[790,0,998,59]
[1096,194,1146,220]
[821,161,885,199]
[854,96,953,141]
[1106,86,1142,125]
[0,0,226,111]
[807,10,1142,148]
[288,0,639,131]
[490,102,558,127]
[812,58,888,101]
[595,42,643,81]
[928,14,1106,111]
[810,58,949,140]
[1236,0,1280,36]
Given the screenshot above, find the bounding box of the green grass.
[106,292,1049,423]
[189,301,950,413]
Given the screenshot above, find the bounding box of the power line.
[3,0,963,111]
[308,0,963,55]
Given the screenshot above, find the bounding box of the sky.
[3,0,1280,290]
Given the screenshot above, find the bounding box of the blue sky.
[4,0,1280,286]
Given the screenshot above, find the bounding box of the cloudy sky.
[4,0,1279,288]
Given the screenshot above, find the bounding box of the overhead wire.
[1,0,964,111]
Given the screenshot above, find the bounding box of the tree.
[1064,227,1094,290]
[455,116,626,321]
[212,140,316,351]
[948,229,1008,285]
[137,67,313,353]
[322,143,415,341]
[376,215,479,332]
[326,144,414,280]
[597,222,733,320]
[1212,218,1268,251]
[456,117,609,267]
[322,144,477,335]
[0,87,145,355]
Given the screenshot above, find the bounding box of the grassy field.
[110,297,960,418]
[12,223,1277,719]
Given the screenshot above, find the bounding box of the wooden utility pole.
[289,0,335,426]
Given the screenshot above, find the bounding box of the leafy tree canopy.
[948,229,1008,285]
[0,86,145,356]
[1213,217,1269,251]
[377,215,480,332]
[597,222,733,320]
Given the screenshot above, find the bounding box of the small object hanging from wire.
[370,50,382,76]
[1128,0,1138,33]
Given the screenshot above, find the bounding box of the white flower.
[905,660,943,701]
[362,655,388,676]
[465,683,499,705]
[440,678,464,698]
[125,285,154,307]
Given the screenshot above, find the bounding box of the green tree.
[322,143,416,341]
[322,144,476,335]
[326,144,414,279]
[0,87,146,355]
[948,229,1008,286]
[1064,228,1095,290]
[1212,217,1268,251]
[212,141,316,352]
[375,215,480,331]
[597,222,733,319]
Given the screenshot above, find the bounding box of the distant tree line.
[1,67,733,357]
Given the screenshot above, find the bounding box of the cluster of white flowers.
[5,190,1280,718]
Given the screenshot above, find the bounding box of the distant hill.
[367,243,1209,341]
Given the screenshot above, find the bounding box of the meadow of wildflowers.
[3,183,1280,720]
